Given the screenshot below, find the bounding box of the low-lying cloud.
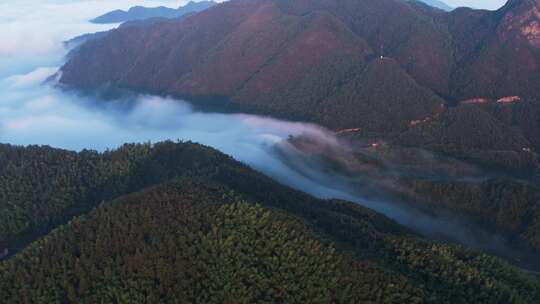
[0,60,362,201]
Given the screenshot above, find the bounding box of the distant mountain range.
[416,0,453,11]
[65,1,217,53]
[91,1,216,24]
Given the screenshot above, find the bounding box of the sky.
[446,0,507,10]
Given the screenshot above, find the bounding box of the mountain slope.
[59,0,452,118]
[0,142,539,303]
[60,0,540,107]
[448,0,540,101]
[59,0,540,171]
[0,182,424,303]
[284,130,540,257]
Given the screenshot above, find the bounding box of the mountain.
[56,0,540,262]
[90,1,216,24]
[59,0,540,173]
[414,0,453,11]
[0,142,539,302]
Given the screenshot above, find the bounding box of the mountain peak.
[499,0,540,47]
[505,0,540,8]
[501,0,540,14]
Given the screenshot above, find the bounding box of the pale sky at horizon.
[445,0,507,10]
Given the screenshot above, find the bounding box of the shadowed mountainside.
[60,0,540,172]
[280,133,540,257]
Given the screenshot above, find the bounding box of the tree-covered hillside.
[0,142,539,303]
[0,142,235,253]
[59,0,540,172]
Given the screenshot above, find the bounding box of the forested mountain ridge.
[0,141,294,255]
[283,133,540,256]
[59,0,540,172]
[0,142,539,303]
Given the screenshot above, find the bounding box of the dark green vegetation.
[397,174,540,254]
[0,142,539,303]
[284,133,540,256]
[396,101,540,173]
[403,177,540,252]
[0,142,225,252]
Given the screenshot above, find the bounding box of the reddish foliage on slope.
[60,0,540,169]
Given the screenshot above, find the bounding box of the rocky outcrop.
[499,0,540,47]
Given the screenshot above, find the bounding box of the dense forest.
[0,141,539,303]
[402,177,540,252]
[284,133,540,256]
[0,142,232,253]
